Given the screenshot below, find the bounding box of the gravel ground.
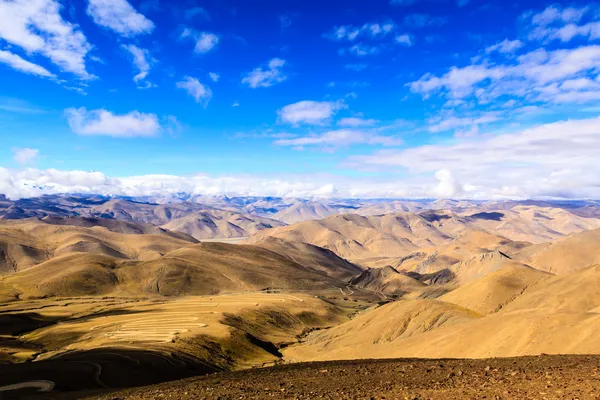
[68,355,600,400]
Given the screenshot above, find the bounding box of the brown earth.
[42,355,600,400]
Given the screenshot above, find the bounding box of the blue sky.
[2,0,600,199]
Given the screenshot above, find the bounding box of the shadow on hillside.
[0,347,220,399]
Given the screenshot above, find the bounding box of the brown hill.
[348,266,425,296]
[440,263,552,314]
[40,216,196,242]
[464,205,600,243]
[272,201,337,224]
[246,212,462,263]
[0,219,356,300]
[251,237,363,281]
[517,227,600,275]
[88,199,285,240]
[284,299,479,361]
[501,264,600,313]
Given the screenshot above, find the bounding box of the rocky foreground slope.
[45,355,600,400]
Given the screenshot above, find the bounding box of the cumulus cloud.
[278,100,345,125]
[274,129,403,149]
[0,50,55,78]
[348,117,600,199]
[64,107,163,137]
[0,0,93,78]
[87,0,154,37]
[121,44,155,87]
[434,169,463,198]
[242,58,287,88]
[395,34,414,46]
[180,28,219,53]
[208,72,220,82]
[12,148,39,165]
[0,167,438,201]
[176,76,212,107]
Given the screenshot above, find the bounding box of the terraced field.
[0,291,369,397]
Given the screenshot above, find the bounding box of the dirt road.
[58,355,600,400]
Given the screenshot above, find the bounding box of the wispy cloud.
[403,14,447,28]
[338,117,379,127]
[209,72,220,82]
[0,0,93,78]
[278,100,346,125]
[176,76,212,107]
[485,39,523,54]
[185,7,210,20]
[242,58,288,88]
[180,28,219,53]
[12,148,39,165]
[526,4,600,43]
[325,22,395,41]
[87,0,154,37]
[274,129,403,149]
[0,50,55,78]
[121,45,156,88]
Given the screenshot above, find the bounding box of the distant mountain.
[272,201,338,224]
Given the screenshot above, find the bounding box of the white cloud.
[12,148,39,165]
[209,72,220,82]
[409,45,600,104]
[232,101,240,107]
[64,107,162,137]
[326,22,395,41]
[242,58,287,88]
[428,113,500,133]
[121,44,155,87]
[395,34,414,46]
[348,117,600,199]
[347,44,380,56]
[485,39,523,54]
[0,0,93,78]
[176,76,212,107]
[0,50,55,78]
[338,117,379,127]
[274,129,402,148]
[7,115,600,201]
[526,5,600,43]
[278,100,345,125]
[0,168,430,201]
[434,169,463,197]
[87,0,154,37]
[180,29,219,53]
